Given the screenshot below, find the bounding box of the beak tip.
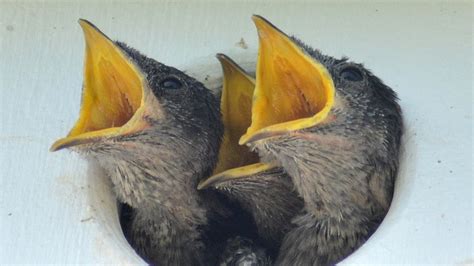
[216,53,234,69]
[198,174,227,190]
[239,130,284,145]
[251,14,270,27]
[78,18,90,28]
[238,133,253,145]
[251,14,262,22]
[49,136,86,152]
[49,140,64,152]
[78,19,107,40]
[197,181,208,190]
[215,53,226,64]
[49,144,60,152]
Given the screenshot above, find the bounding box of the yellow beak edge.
[240,15,336,145]
[50,20,148,151]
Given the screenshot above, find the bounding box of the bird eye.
[160,77,182,90]
[340,67,363,82]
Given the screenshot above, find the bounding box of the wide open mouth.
[212,54,260,175]
[198,54,270,190]
[239,15,335,144]
[199,17,336,189]
[50,20,146,151]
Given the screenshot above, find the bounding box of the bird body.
[199,54,303,256]
[50,20,230,265]
[243,16,402,265]
[201,16,402,265]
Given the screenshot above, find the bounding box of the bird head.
[50,20,222,208]
[198,53,279,190]
[239,16,402,214]
[197,54,303,253]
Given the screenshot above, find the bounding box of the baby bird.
[199,54,303,256]
[204,15,402,265]
[51,20,229,265]
[241,16,403,265]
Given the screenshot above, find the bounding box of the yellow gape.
[212,54,259,174]
[198,54,274,190]
[240,15,335,145]
[51,20,147,151]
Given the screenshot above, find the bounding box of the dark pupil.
[161,77,182,89]
[340,67,363,81]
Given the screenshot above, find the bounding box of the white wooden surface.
[1,1,472,264]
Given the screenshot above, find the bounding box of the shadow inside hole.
[117,193,270,264]
[118,203,134,244]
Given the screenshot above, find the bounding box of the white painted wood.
[1,1,472,264]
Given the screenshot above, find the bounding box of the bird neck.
[265,133,378,222]
[95,153,210,229]
[274,143,381,265]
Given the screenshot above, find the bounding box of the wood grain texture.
[0,1,472,264]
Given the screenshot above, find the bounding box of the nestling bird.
[199,54,303,256]
[205,53,278,265]
[211,15,402,265]
[50,20,234,265]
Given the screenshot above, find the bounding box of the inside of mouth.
[245,53,334,136]
[67,46,143,138]
[268,56,330,121]
[213,55,260,175]
[239,17,335,141]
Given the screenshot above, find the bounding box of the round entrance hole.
[83,52,410,264]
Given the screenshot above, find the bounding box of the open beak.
[50,20,150,152]
[199,54,274,189]
[212,54,259,174]
[239,15,335,145]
